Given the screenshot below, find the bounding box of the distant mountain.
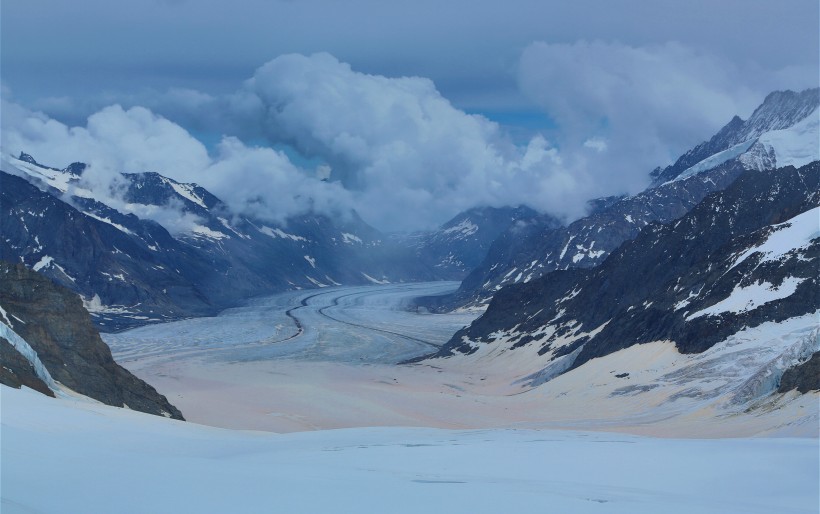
[1,153,438,330]
[0,261,184,419]
[423,88,819,312]
[431,162,819,396]
[396,206,552,279]
[650,88,819,185]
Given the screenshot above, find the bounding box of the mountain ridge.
[419,88,819,313]
[431,162,819,396]
[2,153,541,330]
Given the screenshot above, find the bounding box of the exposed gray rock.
[779,352,820,394]
[423,88,819,313]
[0,261,184,419]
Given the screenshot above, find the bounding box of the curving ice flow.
[105,282,478,365]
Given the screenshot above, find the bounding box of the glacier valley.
[3,284,818,514]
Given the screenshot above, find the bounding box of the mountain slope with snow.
[651,88,819,185]
[424,88,819,312]
[396,205,552,279]
[431,163,819,408]
[1,153,442,330]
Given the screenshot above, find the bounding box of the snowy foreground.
[3,386,818,514]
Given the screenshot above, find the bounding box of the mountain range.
[435,163,817,367]
[418,88,819,312]
[1,154,532,331]
[421,88,819,406]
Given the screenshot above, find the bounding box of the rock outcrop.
[778,352,820,393]
[0,261,184,419]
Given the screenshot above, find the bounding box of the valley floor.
[103,282,819,437]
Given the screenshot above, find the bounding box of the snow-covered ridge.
[730,206,820,270]
[258,225,308,242]
[669,106,819,184]
[82,212,135,235]
[686,277,805,320]
[669,139,756,184]
[442,219,479,238]
[4,154,81,193]
[739,88,819,141]
[757,107,820,169]
[159,175,209,209]
[191,224,229,240]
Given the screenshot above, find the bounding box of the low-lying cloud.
[1,99,350,231]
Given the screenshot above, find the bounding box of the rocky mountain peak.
[63,161,88,175]
[17,152,39,165]
[651,88,819,186]
[741,87,819,140]
[434,162,820,393]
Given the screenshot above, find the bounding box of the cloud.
[210,52,607,229]
[5,0,817,120]
[201,137,353,224]
[0,99,348,231]
[4,46,814,233]
[517,41,769,195]
[1,101,211,179]
[2,58,598,231]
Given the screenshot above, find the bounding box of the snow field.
[2,385,817,514]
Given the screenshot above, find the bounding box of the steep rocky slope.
[778,351,820,394]
[650,88,819,185]
[0,261,184,419]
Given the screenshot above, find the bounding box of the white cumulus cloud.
[0,98,349,230]
[218,53,599,229]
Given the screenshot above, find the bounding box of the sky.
[2,0,818,231]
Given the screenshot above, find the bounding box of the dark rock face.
[424,161,747,311]
[7,152,562,332]
[434,163,820,382]
[1,170,218,330]
[0,337,55,397]
[778,352,820,393]
[0,261,184,419]
[398,205,550,280]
